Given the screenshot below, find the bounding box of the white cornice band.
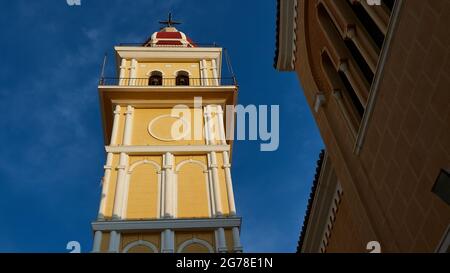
[105,145,231,154]
[92,217,242,231]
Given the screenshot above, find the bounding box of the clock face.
[148,114,190,142]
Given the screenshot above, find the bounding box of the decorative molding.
[92,217,242,232]
[105,145,230,154]
[319,182,343,253]
[122,240,158,253]
[147,114,190,142]
[175,159,207,173]
[177,238,214,253]
[275,0,298,71]
[128,159,161,174]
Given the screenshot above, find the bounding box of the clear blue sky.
[0,0,323,253]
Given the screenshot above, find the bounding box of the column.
[108,231,121,253]
[202,59,209,86]
[130,58,138,86]
[232,227,243,253]
[98,105,121,219]
[217,228,227,253]
[92,231,103,253]
[200,60,206,86]
[163,152,174,218]
[204,106,223,216]
[161,229,174,253]
[217,106,236,215]
[209,151,223,216]
[112,106,133,219]
[119,59,126,85]
[211,59,219,86]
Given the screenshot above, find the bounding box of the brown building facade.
[275,0,450,252]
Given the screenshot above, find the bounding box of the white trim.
[163,153,174,218]
[122,240,158,253]
[354,0,404,154]
[112,153,128,219]
[209,151,223,216]
[177,238,214,253]
[110,105,121,145]
[92,217,242,231]
[175,159,208,172]
[128,159,161,173]
[105,144,230,154]
[147,114,190,142]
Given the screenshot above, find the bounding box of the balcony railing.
[99,77,237,87]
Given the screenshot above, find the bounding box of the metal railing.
[99,77,237,87]
[118,42,221,48]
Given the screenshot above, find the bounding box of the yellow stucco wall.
[131,108,206,146]
[125,156,162,219]
[100,232,110,252]
[176,155,210,218]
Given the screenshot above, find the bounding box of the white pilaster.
[209,151,223,216]
[222,151,236,215]
[202,59,209,86]
[232,227,243,253]
[98,153,113,220]
[161,229,174,253]
[110,105,121,146]
[216,105,236,215]
[217,228,227,253]
[92,231,102,253]
[108,231,121,253]
[200,60,206,86]
[163,152,174,218]
[130,59,138,86]
[211,59,219,86]
[112,153,128,219]
[98,105,121,219]
[119,59,126,86]
[122,105,134,145]
[112,106,133,219]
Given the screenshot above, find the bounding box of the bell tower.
[91,15,243,253]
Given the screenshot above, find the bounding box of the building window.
[348,1,385,50]
[176,71,190,86]
[149,71,163,86]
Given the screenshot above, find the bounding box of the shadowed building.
[90,15,243,253]
[275,0,450,252]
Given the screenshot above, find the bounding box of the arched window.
[176,71,190,86]
[149,71,163,86]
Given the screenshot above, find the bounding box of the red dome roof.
[144,27,196,47]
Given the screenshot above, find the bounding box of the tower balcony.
[99,77,237,87]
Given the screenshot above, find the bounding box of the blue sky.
[0,0,323,253]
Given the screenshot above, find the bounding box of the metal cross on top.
[159,13,181,27]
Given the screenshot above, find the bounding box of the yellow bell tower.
[91,15,243,253]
